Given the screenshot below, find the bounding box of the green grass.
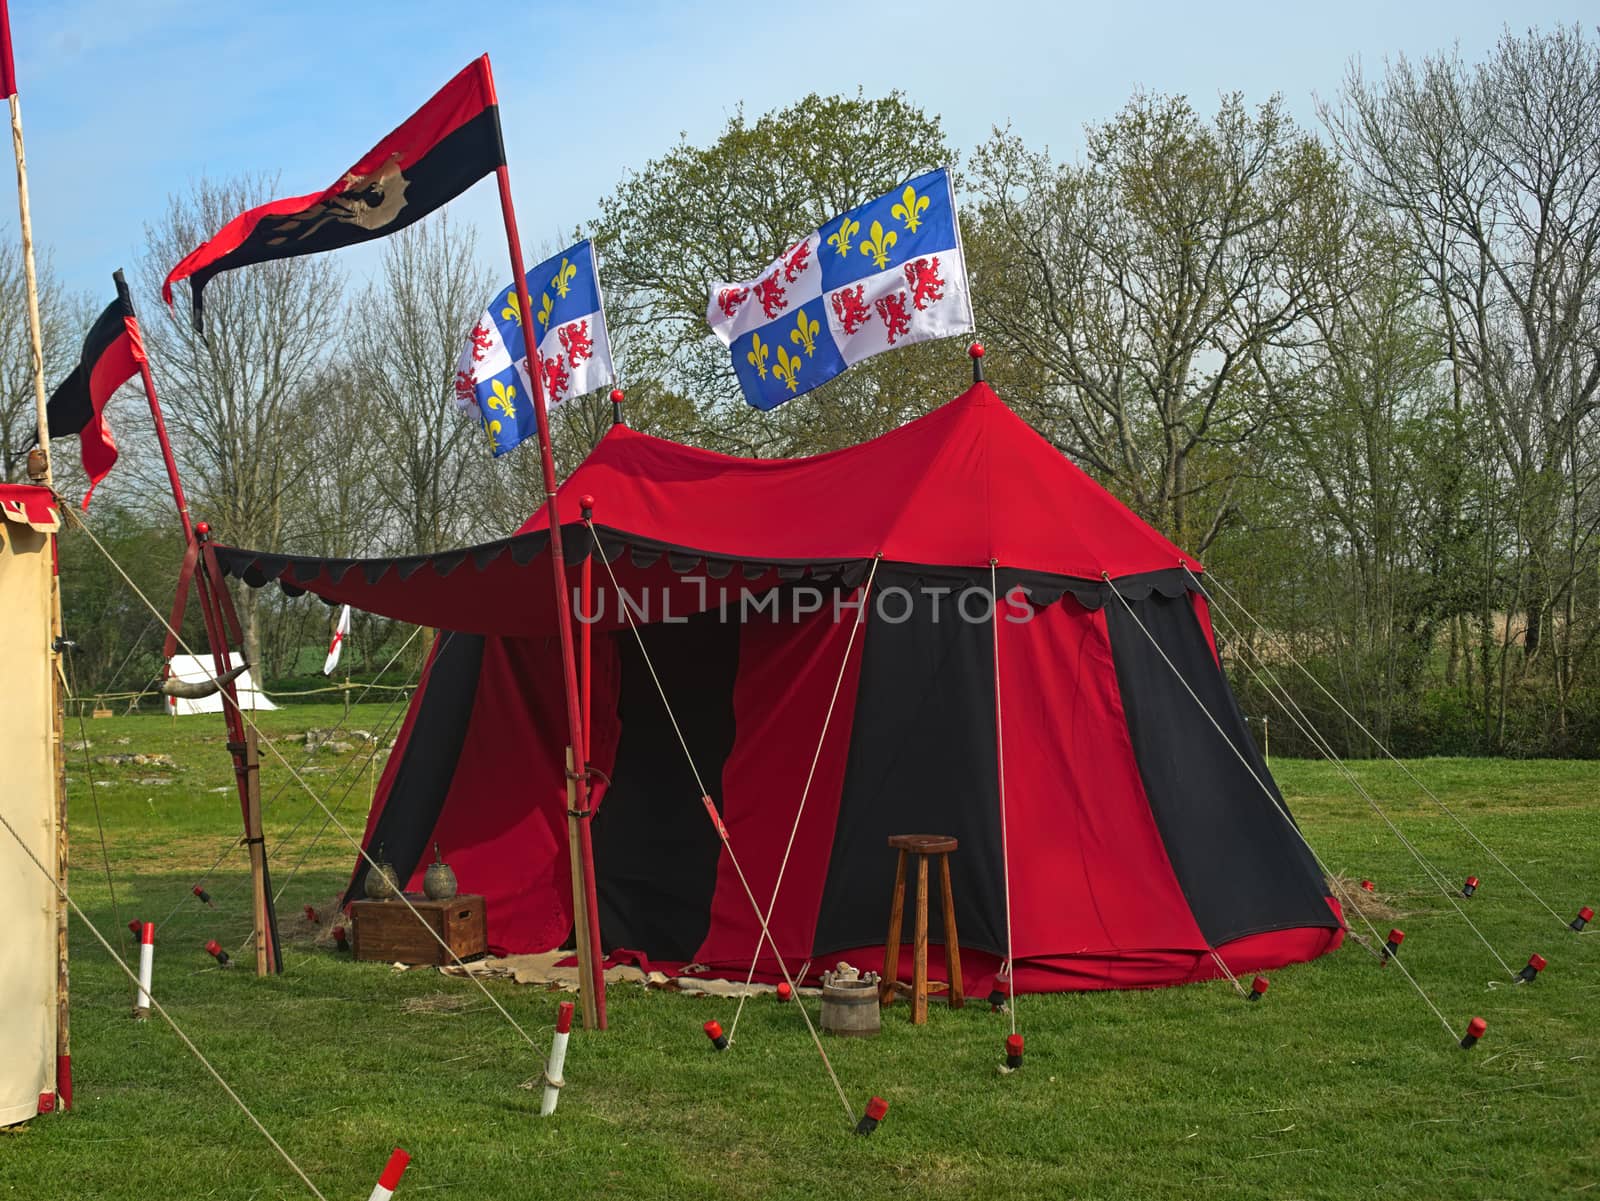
[3,704,1597,1199]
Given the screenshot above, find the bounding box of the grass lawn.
[2,703,1596,1199]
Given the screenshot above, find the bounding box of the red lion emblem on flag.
[904,257,945,311]
[875,291,912,344]
[717,286,749,319]
[543,353,570,401]
[454,369,477,406]
[831,285,871,336]
[468,320,494,362]
[558,320,594,367]
[783,239,812,282]
[755,270,787,319]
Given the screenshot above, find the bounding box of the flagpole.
[115,268,279,976]
[482,59,605,1031]
[7,105,48,475]
[3,1,71,1110]
[117,272,194,542]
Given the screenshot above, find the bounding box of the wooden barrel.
[820,975,880,1038]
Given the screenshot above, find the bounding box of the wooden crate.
[350,894,487,966]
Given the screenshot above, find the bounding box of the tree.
[1248,204,1467,749]
[345,214,494,554]
[136,176,345,671]
[967,93,1340,552]
[0,242,77,482]
[592,91,961,458]
[1325,25,1600,745]
[57,503,190,703]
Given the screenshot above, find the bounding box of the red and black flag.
[163,56,504,329]
[46,270,144,509]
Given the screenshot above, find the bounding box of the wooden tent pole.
[243,726,270,976]
[189,532,280,974]
[564,746,598,1030]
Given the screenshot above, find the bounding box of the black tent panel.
[591,609,740,959]
[1104,592,1337,945]
[344,632,485,906]
[814,568,1007,958]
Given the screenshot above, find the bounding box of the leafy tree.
[1326,24,1600,746]
[0,242,79,482]
[591,91,964,458]
[967,94,1340,552]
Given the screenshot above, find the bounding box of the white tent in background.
[165,654,277,715]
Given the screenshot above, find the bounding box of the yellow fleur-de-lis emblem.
[551,258,577,299]
[487,378,517,419]
[790,309,819,358]
[827,216,860,258]
[500,291,521,322]
[486,419,503,447]
[537,292,554,329]
[891,184,930,233]
[860,220,897,270]
[747,332,770,379]
[772,345,802,393]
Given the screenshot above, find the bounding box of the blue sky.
[6,0,1587,302]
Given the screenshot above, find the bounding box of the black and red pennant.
[46,270,143,509]
[162,56,505,329]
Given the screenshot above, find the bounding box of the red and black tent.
[215,382,1343,992]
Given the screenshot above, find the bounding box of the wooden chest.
[350,894,487,966]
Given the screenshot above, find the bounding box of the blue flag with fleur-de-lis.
[706,167,972,410]
[454,239,615,456]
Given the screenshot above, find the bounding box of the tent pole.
[120,266,286,974]
[189,530,281,974]
[484,84,603,1026]
[580,499,593,751]
[565,746,599,1030]
[575,500,604,1028]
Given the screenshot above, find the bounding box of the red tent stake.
[366,1147,410,1201]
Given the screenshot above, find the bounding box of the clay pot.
[364,846,401,900]
[423,842,457,901]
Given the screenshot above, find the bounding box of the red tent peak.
[527,385,1196,579]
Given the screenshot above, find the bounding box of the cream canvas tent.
[164,654,277,715]
[0,485,64,1124]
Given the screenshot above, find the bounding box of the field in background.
[1,704,1596,1199]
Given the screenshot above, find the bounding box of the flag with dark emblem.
[46,270,145,509]
[162,57,505,329]
[707,167,972,410]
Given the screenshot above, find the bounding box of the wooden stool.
[879,834,964,1024]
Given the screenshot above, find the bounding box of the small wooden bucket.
[820,970,880,1038]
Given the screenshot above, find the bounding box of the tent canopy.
[216,385,1340,994]
[214,384,1200,635]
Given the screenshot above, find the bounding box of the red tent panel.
[998,598,1210,970]
[693,600,868,973]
